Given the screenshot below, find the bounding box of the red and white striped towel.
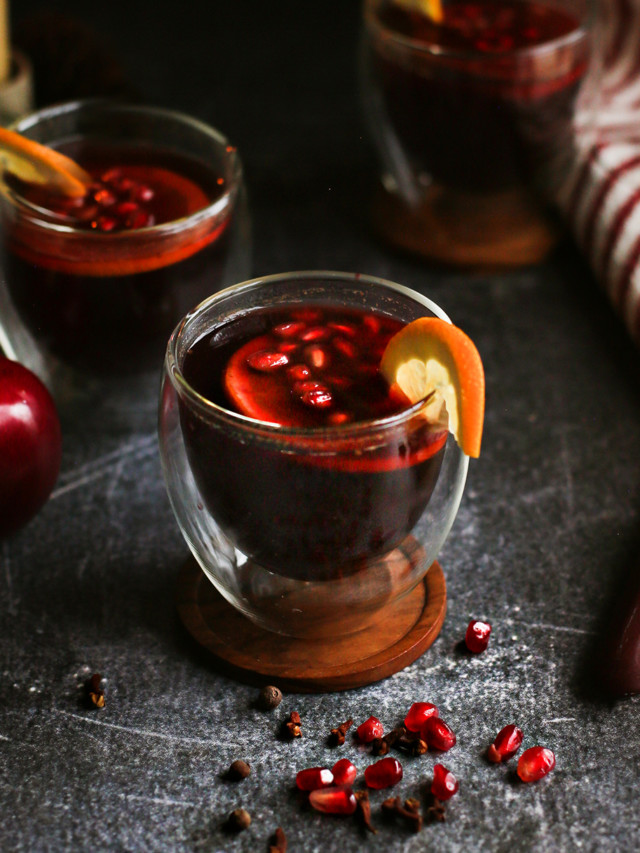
[558,0,640,344]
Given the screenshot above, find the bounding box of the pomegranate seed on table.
[364,757,403,789]
[465,619,492,653]
[487,724,524,763]
[431,763,459,801]
[247,350,289,372]
[357,716,384,743]
[421,716,457,751]
[331,758,357,787]
[296,767,334,791]
[517,747,556,782]
[309,785,357,815]
[404,702,439,733]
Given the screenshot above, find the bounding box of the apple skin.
[0,356,62,539]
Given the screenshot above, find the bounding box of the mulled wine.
[179,304,447,580]
[0,102,248,376]
[365,0,589,193]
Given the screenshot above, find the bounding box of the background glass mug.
[360,0,592,267]
[159,271,469,639]
[0,100,250,387]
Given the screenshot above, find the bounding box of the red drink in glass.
[0,102,248,378]
[361,0,591,266]
[179,304,447,580]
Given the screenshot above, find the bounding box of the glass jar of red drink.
[361,0,592,267]
[159,271,469,639]
[0,100,250,386]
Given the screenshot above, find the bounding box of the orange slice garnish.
[393,0,443,23]
[380,317,485,458]
[0,126,91,197]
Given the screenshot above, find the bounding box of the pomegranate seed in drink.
[299,387,333,409]
[287,364,311,381]
[332,337,358,359]
[309,785,357,815]
[431,763,459,800]
[465,620,492,653]
[247,350,289,372]
[487,724,523,763]
[517,747,556,782]
[364,757,403,789]
[274,321,306,338]
[357,716,384,743]
[421,716,457,751]
[296,767,334,791]
[404,702,439,733]
[301,326,331,342]
[305,345,330,370]
[331,758,357,787]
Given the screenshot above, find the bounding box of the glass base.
[372,178,560,269]
[197,534,430,639]
[176,554,447,690]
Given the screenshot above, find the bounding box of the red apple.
[0,356,62,538]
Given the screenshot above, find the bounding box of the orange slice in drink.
[393,0,443,23]
[380,317,485,458]
[0,126,90,197]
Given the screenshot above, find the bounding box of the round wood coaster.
[176,557,447,693]
[372,181,559,269]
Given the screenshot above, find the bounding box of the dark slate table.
[2,1,640,850]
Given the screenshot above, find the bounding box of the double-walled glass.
[360,0,592,266]
[0,100,250,386]
[159,271,469,639]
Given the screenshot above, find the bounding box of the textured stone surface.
[2,1,640,850]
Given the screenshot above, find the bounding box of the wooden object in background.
[176,557,447,693]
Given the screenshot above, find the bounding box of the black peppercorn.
[227,759,251,781]
[228,807,251,832]
[257,684,283,710]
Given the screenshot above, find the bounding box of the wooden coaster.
[372,181,559,269]
[176,557,447,693]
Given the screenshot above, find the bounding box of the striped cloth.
[557,0,640,344]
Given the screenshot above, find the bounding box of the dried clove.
[425,796,447,823]
[381,796,423,833]
[396,734,428,756]
[85,673,105,709]
[227,808,252,832]
[226,759,251,781]
[284,711,302,739]
[329,718,353,746]
[372,724,406,755]
[268,826,287,852]
[355,790,377,834]
[257,685,283,710]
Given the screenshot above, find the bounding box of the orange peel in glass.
[0,126,90,197]
[393,0,443,23]
[380,316,485,458]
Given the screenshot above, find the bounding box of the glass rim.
[165,269,459,441]
[363,0,592,63]
[2,98,242,239]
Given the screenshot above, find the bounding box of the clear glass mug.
[360,0,593,267]
[0,100,250,389]
[159,271,469,639]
